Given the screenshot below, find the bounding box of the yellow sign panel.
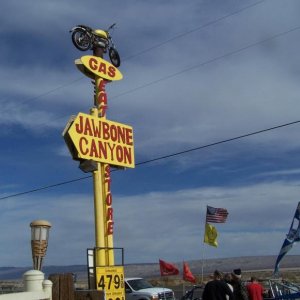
[67,113,135,168]
[80,55,123,81]
[96,266,125,300]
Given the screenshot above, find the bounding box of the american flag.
[206,206,228,223]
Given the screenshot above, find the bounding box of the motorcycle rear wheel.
[71,29,92,51]
[109,47,121,67]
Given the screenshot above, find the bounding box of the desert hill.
[0,255,299,281]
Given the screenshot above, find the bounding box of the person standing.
[231,268,249,300]
[246,276,264,300]
[224,273,234,300]
[202,270,234,300]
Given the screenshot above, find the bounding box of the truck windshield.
[127,279,153,290]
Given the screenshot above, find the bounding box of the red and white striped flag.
[206,206,228,223]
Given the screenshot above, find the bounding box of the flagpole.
[201,205,228,282]
[182,260,185,296]
[201,240,206,283]
[273,202,300,274]
[201,206,207,284]
[182,260,187,296]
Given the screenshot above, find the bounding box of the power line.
[123,0,265,60]
[0,176,92,200]
[109,25,300,101]
[0,77,84,114]
[36,22,300,126]
[1,118,300,201]
[0,0,265,112]
[135,119,300,166]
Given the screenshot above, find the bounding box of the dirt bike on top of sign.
[70,23,121,68]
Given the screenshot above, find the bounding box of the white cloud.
[257,169,300,178]
[1,0,300,268]
[0,174,299,266]
[113,180,299,263]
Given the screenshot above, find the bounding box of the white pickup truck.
[125,278,176,300]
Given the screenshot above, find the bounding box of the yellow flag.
[204,223,218,247]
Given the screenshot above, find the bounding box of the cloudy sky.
[1,0,300,270]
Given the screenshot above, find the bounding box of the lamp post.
[30,220,51,271]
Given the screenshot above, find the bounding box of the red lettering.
[107,143,115,161]
[102,122,110,140]
[107,221,114,235]
[89,139,98,157]
[98,92,107,105]
[106,193,112,206]
[83,118,92,136]
[98,79,106,91]
[104,165,110,178]
[89,58,98,70]
[125,128,133,145]
[108,66,116,77]
[116,145,123,162]
[104,163,113,236]
[75,115,84,134]
[79,137,88,155]
[99,105,107,118]
[98,140,107,159]
[123,147,132,164]
[98,63,107,74]
[91,119,101,138]
[106,207,113,221]
[110,125,117,142]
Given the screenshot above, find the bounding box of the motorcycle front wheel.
[71,29,92,51]
[109,47,121,67]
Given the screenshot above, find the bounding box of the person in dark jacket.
[202,270,234,300]
[231,268,249,300]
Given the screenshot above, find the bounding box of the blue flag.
[274,202,300,274]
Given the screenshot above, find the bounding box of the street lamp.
[30,220,52,271]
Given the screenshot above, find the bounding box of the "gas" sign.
[80,55,123,81]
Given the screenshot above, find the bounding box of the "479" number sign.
[96,266,125,300]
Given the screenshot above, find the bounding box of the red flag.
[183,261,196,283]
[159,259,179,276]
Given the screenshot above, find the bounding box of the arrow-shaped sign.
[63,112,135,169]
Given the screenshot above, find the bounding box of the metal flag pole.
[201,206,207,283]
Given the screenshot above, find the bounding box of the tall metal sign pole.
[63,25,135,300]
[92,46,111,267]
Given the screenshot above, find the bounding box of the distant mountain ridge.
[1,255,299,280]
